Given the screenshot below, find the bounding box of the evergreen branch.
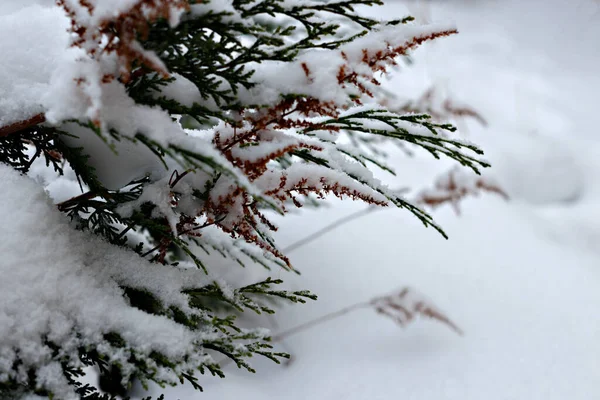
[309,109,490,173]
[0,1,486,398]
[0,124,63,175]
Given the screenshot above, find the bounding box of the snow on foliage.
[0,165,211,400]
[0,0,489,398]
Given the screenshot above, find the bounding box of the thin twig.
[56,191,98,212]
[0,113,46,137]
[141,217,226,259]
[169,169,193,188]
[282,206,379,253]
[216,301,369,369]
[271,301,370,342]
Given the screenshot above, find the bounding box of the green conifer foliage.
[0,1,488,399]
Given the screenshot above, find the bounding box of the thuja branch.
[57,191,99,212]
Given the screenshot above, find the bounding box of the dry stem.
[0,114,46,137]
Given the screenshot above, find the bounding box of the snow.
[156,73,203,108]
[142,0,599,399]
[0,164,234,399]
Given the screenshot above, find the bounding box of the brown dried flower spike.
[58,0,190,82]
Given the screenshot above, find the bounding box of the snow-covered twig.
[0,113,46,137]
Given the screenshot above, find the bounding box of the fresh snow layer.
[0,2,73,126]
[0,165,220,399]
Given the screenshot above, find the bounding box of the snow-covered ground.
[153,0,600,399]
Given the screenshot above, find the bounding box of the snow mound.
[0,3,73,127]
[493,133,584,205]
[0,165,216,399]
